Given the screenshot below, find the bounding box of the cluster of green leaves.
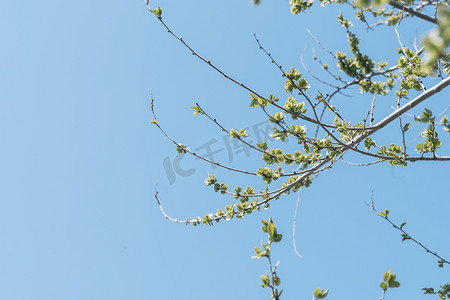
[253,218,283,299]
[377,208,390,217]
[288,0,403,25]
[423,284,450,299]
[313,288,329,300]
[334,118,365,142]
[152,6,162,18]
[229,128,248,138]
[337,13,396,94]
[257,166,283,184]
[254,219,331,300]
[284,67,310,93]
[204,174,229,194]
[380,269,401,291]
[289,0,314,15]
[249,93,278,108]
[378,144,406,166]
[261,218,283,243]
[363,107,449,165]
[396,47,428,99]
[281,175,312,193]
[414,109,442,154]
[284,96,307,120]
[176,143,189,154]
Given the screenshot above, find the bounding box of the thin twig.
[367,191,450,266]
[150,96,258,176]
[293,187,303,259]
[341,159,383,166]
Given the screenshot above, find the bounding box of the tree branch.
[388,1,438,24]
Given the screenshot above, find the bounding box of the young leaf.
[403,122,411,132]
[189,106,203,116]
[153,7,162,17]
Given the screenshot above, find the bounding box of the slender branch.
[150,97,258,176]
[341,159,383,166]
[195,102,278,159]
[293,188,303,259]
[145,5,269,105]
[306,29,336,59]
[380,288,386,300]
[368,192,450,266]
[266,253,281,300]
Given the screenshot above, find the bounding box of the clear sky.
[1,1,449,299]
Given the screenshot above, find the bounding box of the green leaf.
[249,93,259,107]
[260,274,270,288]
[314,288,329,299]
[189,106,203,116]
[153,7,162,17]
[273,276,281,286]
[273,233,283,243]
[403,122,411,132]
[401,233,410,241]
[285,80,294,93]
[230,129,239,138]
[239,129,248,137]
[384,270,392,282]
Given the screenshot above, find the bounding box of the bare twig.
[293,188,303,259]
[341,159,383,166]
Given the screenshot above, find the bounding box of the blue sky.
[1,1,449,299]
